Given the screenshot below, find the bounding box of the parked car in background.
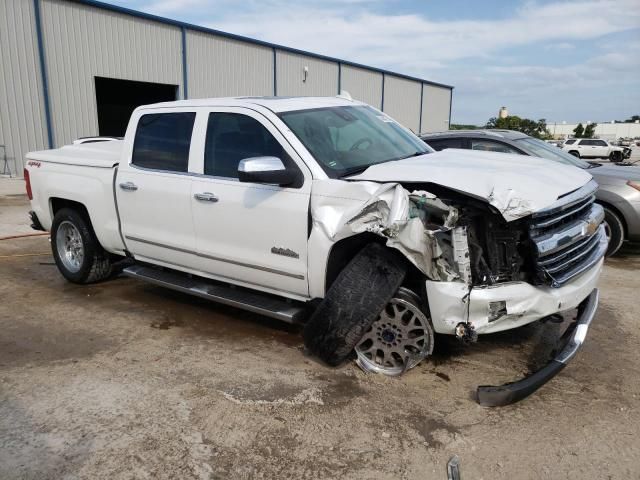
[562,138,631,162]
[420,129,640,256]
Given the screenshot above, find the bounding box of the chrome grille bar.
[530,180,607,287]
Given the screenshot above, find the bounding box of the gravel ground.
[1,192,639,480]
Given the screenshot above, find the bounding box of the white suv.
[562,138,628,162]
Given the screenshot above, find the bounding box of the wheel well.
[325,234,427,302]
[50,198,90,222]
[598,201,627,239]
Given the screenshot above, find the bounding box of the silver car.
[420,129,640,256]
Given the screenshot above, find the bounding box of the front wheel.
[51,208,112,283]
[609,151,623,162]
[568,150,580,158]
[303,243,408,366]
[354,287,434,375]
[603,207,624,257]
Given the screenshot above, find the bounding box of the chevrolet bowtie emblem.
[584,220,599,237]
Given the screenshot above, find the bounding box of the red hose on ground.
[0,232,49,241]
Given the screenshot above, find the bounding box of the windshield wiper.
[587,162,602,169]
[340,164,376,178]
[396,151,428,160]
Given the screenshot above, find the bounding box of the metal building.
[0,0,454,177]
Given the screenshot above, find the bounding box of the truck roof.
[420,129,529,140]
[137,96,366,113]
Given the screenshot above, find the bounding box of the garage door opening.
[95,77,178,137]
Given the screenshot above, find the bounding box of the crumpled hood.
[349,148,593,221]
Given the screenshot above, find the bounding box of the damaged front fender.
[310,180,463,283]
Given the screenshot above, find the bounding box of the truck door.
[190,108,311,297]
[116,109,201,270]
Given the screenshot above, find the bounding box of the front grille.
[530,180,607,287]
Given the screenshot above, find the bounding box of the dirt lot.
[1,192,639,480]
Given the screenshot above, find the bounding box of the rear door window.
[471,139,521,154]
[423,138,466,151]
[132,112,196,172]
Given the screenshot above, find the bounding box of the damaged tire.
[303,243,408,366]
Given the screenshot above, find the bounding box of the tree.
[485,115,551,139]
[573,123,585,138]
[583,123,597,138]
[614,115,639,123]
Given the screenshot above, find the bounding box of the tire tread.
[303,243,408,366]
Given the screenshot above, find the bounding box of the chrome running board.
[122,264,307,324]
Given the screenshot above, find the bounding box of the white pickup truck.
[25,96,606,406]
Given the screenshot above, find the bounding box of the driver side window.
[204,113,289,179]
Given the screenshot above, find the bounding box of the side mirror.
[238,157,296,186]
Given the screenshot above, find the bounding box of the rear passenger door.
[116,109,201,270]
[189,108,312,298]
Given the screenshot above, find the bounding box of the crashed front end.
[427,179,606,336]
[312,177,606,405]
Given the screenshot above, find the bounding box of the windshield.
[514,137,590,169]
[279,105,432,177]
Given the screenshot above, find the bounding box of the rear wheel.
[51,208,112,283]
[603,207,624,257]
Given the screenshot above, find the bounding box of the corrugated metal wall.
[382,75,422,133]
[340,65,383,108]
[40,0,183,147]
[0,0,48,176]
[421,84,451,133]
[1,0,453,177]
[187,32,273,98]
[276,51,338,96]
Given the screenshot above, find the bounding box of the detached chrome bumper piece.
[477,288,599,407]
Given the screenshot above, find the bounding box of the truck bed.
[25,139,125,255]
[27,140,122,169]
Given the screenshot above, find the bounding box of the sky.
[107,0,640,125]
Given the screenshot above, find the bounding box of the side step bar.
[122,264,307,324]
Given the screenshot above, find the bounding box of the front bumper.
[476,288,599,406]
[426,256,603,335]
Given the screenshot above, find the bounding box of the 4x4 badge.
[271,247,299,259]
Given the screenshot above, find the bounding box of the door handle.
[194,192,218,203]
[119,181,138,191]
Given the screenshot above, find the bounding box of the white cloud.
[133,0,640,123]
[206,0,639,76]
[544,42,576,51]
